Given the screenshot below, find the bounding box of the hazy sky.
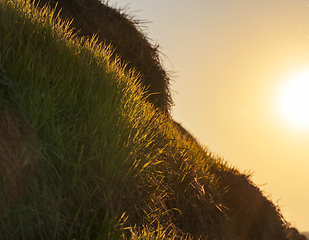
[108,0,309,231]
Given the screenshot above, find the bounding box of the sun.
[278,71,309,129]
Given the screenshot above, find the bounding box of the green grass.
[0,0,292,239]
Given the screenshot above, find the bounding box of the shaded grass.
[0,0,293,239]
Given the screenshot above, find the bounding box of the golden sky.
[110,0,309,231]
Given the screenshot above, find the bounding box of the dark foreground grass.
[0,0,295,239]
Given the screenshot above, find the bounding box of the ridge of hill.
[0,0,300,239]
[34,0,173,115]
[301,232,309,239]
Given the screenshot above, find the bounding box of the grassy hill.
[34,0,173,115]
[0,0,299,239]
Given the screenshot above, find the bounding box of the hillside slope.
[34,0,173,115]
[0,0,297,239]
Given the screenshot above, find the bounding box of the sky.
[108,0,309,232]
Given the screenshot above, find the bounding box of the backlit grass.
[0,0,292,239]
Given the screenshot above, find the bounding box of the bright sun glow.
[279,71,309,129]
